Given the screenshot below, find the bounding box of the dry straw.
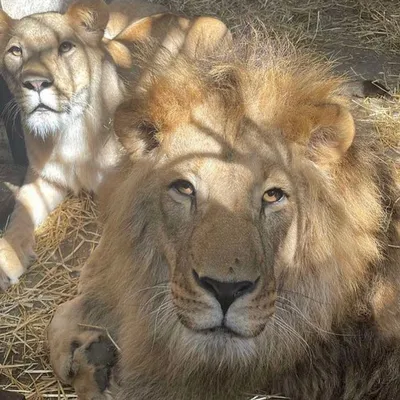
[1,0,399,398]
[1,193,98,399]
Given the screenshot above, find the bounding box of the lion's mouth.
[194,323,248,338]
[31,104,61,114]
[205,326,238,336]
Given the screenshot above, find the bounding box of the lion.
[47,36,400,399]
[0,0,230,290]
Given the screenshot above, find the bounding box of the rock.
[343,80,392,99]
[0,390,25,400]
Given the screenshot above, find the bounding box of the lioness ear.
[305,103,355,166]
[182,16,232,58]
[0,10,13,37]
[0,9,12,28]
[0,10,13,54]
[67,0,109,40]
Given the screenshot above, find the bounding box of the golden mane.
[117,38,348,147]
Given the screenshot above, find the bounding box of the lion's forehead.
[163,129,292,206]
[166,119,289,174]
[11,15,77,50]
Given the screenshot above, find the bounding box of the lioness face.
[0,12,105,137]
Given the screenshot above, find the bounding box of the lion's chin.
[174,325,260,368]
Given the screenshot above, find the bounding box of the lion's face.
[108,53,383,375]
[114,91,325,354]
[113,109,299,365]
[156,116,297,340]
[0,1,109,137]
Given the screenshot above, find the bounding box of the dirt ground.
[158,0,400,88]
[0,0,399,399]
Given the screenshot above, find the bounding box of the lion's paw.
[75,335,118,396]
[57,334,117,399]
[48,300,118,400]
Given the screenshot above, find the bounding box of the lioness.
[0,0,230,289]
[48,36,400,399]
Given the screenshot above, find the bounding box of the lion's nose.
[193,271,258,314]
[22,77,53,93]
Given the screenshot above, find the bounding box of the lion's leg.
[48,297,118,400]
[0,168,66,289]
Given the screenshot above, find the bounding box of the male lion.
[0,0,230,289]
[48,38,400,399]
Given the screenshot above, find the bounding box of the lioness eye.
[263,188,286,204]
[59,41,74,54]
[170,180,195,197]
[8,46,22,57]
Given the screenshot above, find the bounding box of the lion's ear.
[304,103,355,166]
[114,100,161,160]
[67,0,109,41]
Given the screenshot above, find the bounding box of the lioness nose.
[22,78,53,92]
[194,272,258,314]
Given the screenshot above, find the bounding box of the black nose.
[194,271,258,314]
[22,78,53,92]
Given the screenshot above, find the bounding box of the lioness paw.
[0,238,31,290]
[0,267,11,291]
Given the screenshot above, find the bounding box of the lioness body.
[48,35,400,399]
[0,0,230,289]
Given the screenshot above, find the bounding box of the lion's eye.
[262,188,286,204]
[8,46,22,57]
[170,180,195,197]
[59,41,74,54]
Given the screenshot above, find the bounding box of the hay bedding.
[0,0,399,398]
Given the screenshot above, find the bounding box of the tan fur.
[0,0,230,289]
[48,39,400,399]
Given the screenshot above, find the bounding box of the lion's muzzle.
[171,211,277,339]
[193,270,258,315]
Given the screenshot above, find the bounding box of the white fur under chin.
[25,111,67,138]
[23,89,89,138]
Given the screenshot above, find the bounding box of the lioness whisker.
[2,98,18,119]
[2,99,22,135]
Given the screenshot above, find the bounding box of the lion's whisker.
[135,283,170,294]
[273,314,312,361]
[276,297,357,337]
[140,289,170,310]
[151,297,175,348]
[276,289,331,305]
